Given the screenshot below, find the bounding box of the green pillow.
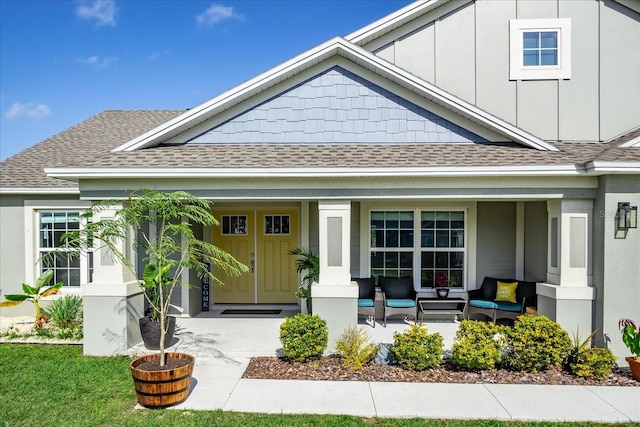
[495,281,518,303]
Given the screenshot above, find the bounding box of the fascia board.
[45,165,585,179]
[0,187,79,195]
[619,135,640,148]
[346,0,452,45]
[613,0,640,15]
[584,161,640,174]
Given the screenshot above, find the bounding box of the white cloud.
[196,4,243,26]
[79,55,117,68]
[148,50,170,61]
[76,0,117,27]
[5,102,51,119]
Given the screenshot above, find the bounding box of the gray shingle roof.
[1,110,638,190]
[0,110,184,189]
[77,142,604,169]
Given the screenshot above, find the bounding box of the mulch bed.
[243,355,639,386]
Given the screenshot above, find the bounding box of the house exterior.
[1,0,638,358]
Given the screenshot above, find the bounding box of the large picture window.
[38,211,92,287]
[370,210,465,289]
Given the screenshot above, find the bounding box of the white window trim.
[24,201,92,294]
[359,201,478,293]
[509,18,571,81]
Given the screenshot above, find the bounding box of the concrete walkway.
[129,312,640,423]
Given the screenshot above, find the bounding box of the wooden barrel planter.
[130,352,195,408]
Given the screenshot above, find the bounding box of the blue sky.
[0,0,412,160]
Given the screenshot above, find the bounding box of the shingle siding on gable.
[188,66,487,145]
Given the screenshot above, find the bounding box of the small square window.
[522,31,558,66]
[510,19,571,80]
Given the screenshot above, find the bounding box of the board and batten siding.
[369,0,640,142]
[475,202,517,285]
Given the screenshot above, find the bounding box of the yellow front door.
[257,210,299,304]
[213,210,255,303]
[212,208,299,304]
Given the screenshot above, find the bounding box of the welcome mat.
[220,309,282,315]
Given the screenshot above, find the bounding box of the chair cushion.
[494,301,522,312]
[495,281,518,303]
[469,299,498,309]
[385,299,415,308]
[358,299,375,307]
[469,299,523,312]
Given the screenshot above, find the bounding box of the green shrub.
[504,315,571,373]
[568,347,616,380]
[279,314,328,363]
[391,323,443,371]
[336,325,379,371]
[43,295,83,331]
[451,320,506,370]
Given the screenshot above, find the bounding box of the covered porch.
[78,174,600,356]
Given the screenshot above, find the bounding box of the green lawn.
[0,344,637,427]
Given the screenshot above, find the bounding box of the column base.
[311,283,358,352]
[82,280,144,356]
[536,283,595,335]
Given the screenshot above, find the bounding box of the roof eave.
[0,187,79,195]
[585,161,640,174]
[346,0,455,46]
[45,165,586,179]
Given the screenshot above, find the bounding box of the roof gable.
[114,37,557,152]
[189,66,487,145]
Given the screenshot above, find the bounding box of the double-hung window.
[509,18,571,80]
[38,211,92,287]
[370,210,466,289]
[420,211,464,288]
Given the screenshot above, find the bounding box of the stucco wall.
[371,0,640,142]
[0,196,28,316]
[350,202,362,278]
[593,175,640,358]
[0,195,84,317]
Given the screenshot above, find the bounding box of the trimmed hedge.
[279,314,328,363]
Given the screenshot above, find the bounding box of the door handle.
[250,252,255,273]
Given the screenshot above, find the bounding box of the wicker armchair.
[379,276,417,327]
[467,277,537,323]
[355,277,376,327]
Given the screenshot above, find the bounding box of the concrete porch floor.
[128,305,461,358]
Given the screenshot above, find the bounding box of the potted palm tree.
[288,247,319,314]
[60,190,247,408]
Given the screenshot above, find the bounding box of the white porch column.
[82,205,143,356]
[312,200,357,352]
[537,200,594,335]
